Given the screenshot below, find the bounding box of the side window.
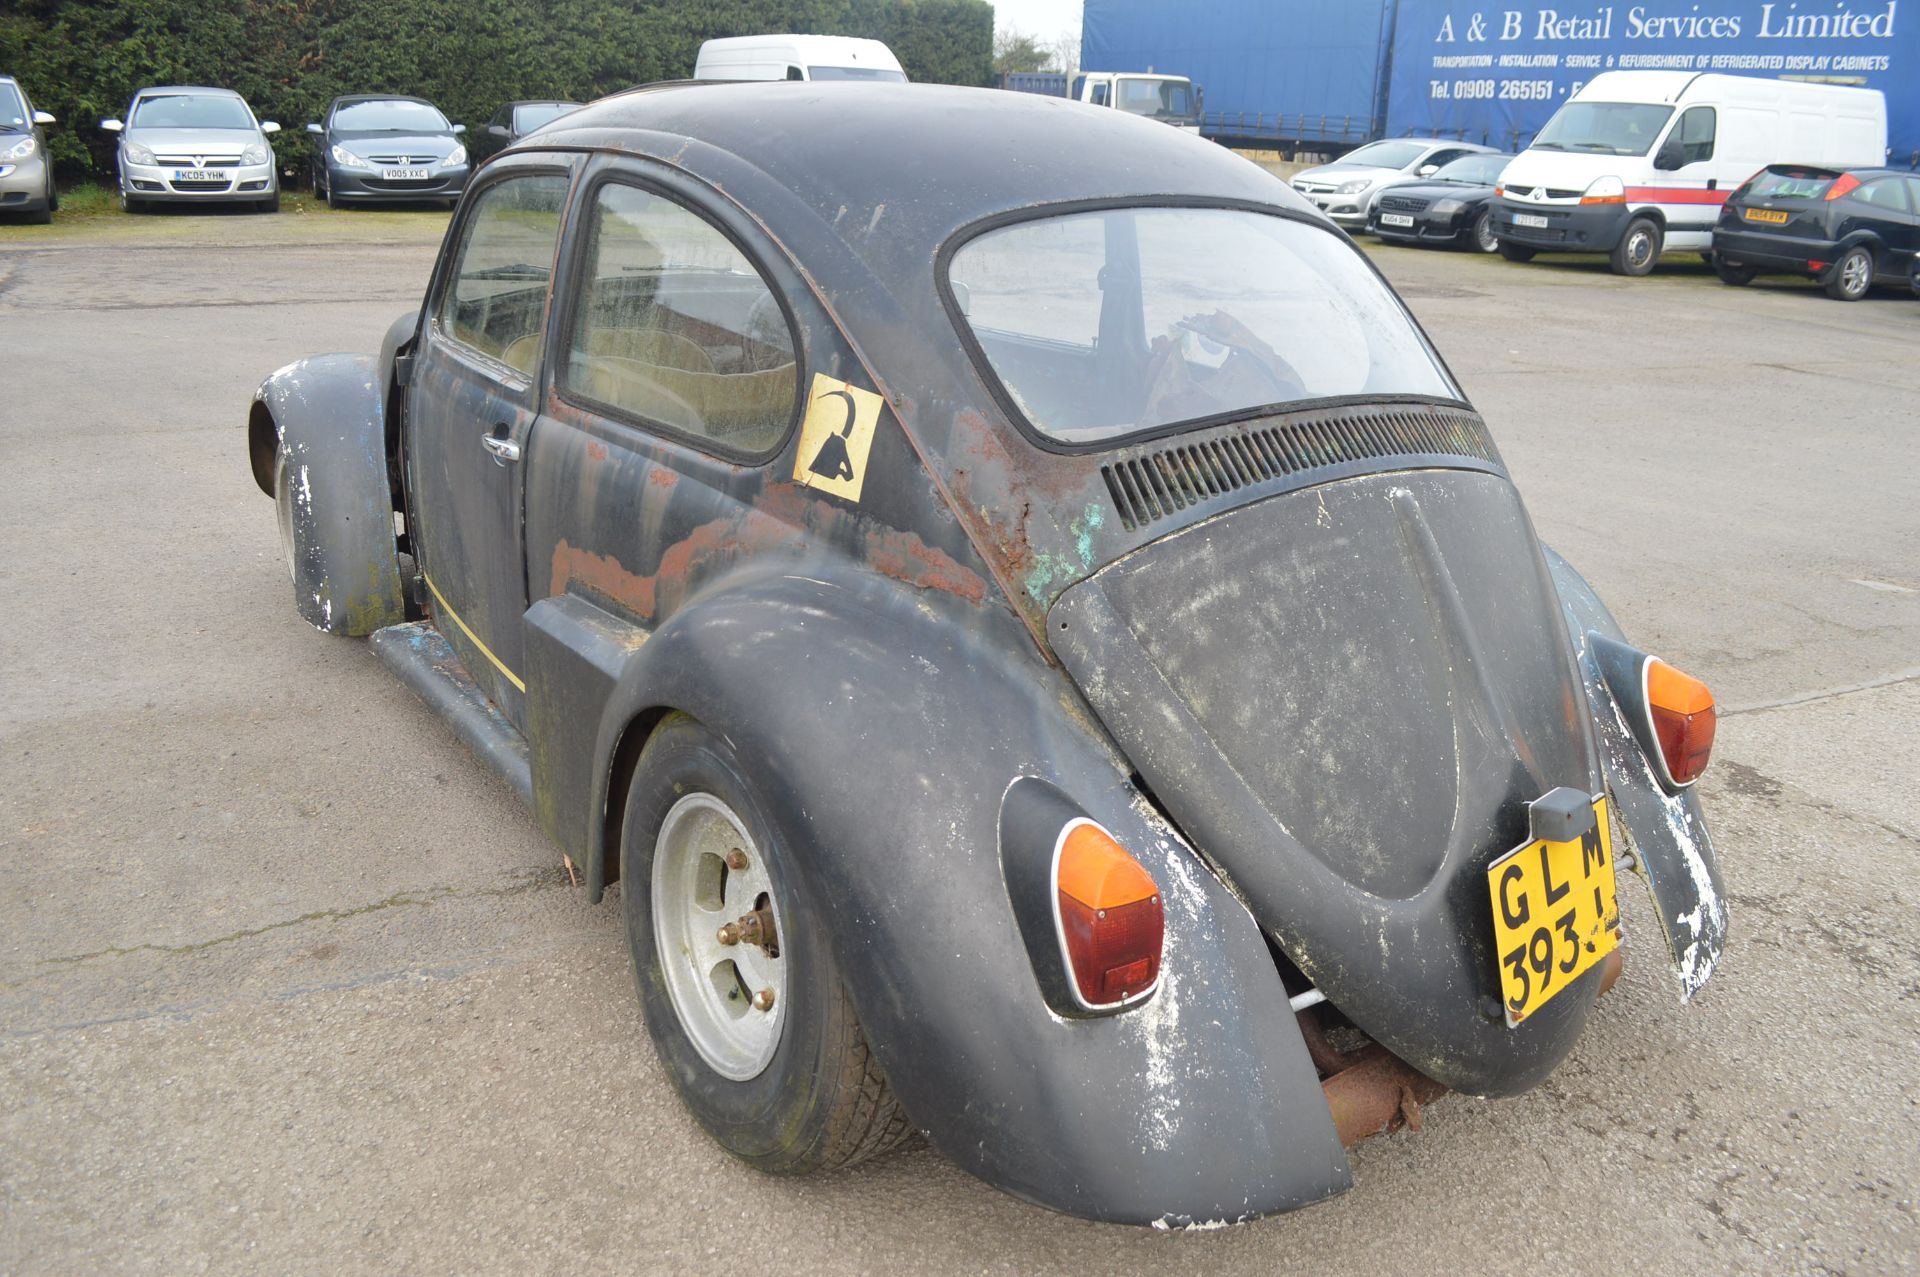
[1424,148,1465,169]
[436,173,571,375]
[563,182,798,453]
[1851,177,1909,211]
[1090,82,1109,107]
[1675,106,1715,164]
[786,65,805,81]
[1905,177,1920,212]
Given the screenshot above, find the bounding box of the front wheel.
[256,191,281,214]
[1712,255,1758,287]
[621,714,912,1173]
[1824,245,1874,301]
[1470,208,1500,254]
[121,188,144,214]
[1610,217,1662,276]
[1498,240,1535,263]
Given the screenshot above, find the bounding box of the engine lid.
[1050,467,1605,1093]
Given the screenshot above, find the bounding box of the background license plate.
[1513,212,1550,228]
[1744,208,1790,224]
[173,169,221,182]
[1381,213,1415,227]
[1485,797,1618,1026]
[381,168,430,181]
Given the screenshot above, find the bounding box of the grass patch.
[55,181,120,218]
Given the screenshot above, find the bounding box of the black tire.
[1469,208,1499,254]
[1824,245,1874,301]
[1498,240,1535,262]
[1712,255,1758,287]
[46,177,59,212]
[122,189,144,214]
[257,191,280,214]
[621,714,913,1174]
[1610,216,1662,276]
[27,199,51,225]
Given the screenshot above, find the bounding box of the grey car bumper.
[0,154,51,213]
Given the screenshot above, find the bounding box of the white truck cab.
[1492,71,1886,275]
[693,35,907,83]
[1072,72,1202,133]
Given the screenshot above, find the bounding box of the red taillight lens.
[1646,659,1716,785]
[1824,172,1861,202]
[1055,822,1163,1007]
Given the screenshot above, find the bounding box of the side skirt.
[370,621,533,809]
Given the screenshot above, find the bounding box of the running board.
[369,622,534,810]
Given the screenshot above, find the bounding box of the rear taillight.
[1645,659,1716,786]
[1054,821,1163,1008]
[1824,172,1861,201]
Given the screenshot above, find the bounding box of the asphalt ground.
[2,203,1916,1274]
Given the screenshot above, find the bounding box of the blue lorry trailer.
[1082,0,1919,162]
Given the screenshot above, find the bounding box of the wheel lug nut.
[716,923,739,946]
[753,988,776,1012]
[725,849,748,871]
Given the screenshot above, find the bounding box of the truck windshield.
[1116,78,1193,120]
[1531,102,1674,156]
[807,66,907,82]
[949,207,1458,445]
[131,94,254,130]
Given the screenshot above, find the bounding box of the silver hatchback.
[102,85,282,213]
[0,75,57,223]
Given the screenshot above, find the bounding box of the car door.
[407,155,577,725]
[1837,176,1913,276]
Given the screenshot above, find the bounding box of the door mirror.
[260,120,281,134]
[1654,139,1686,171]
[452,123,467,134]
[1418,163,1439,177]
[488,123,509,138]
[305,122,323,135]
[101,118,124,133]
[32,110,55,126]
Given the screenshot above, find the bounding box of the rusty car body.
[245,82,1729,1227]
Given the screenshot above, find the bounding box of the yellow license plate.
[1743,207,1790,224]
[1486,797,1618,1026]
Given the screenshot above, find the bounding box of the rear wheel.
[1470,208,1499,254]
[1824,245,1874,301]
[1610,217,1662,276]
[621,714,912,1173]
[1498,240,1535,263]
[1712,255,1758,287]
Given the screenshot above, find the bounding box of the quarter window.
[1850,177,1910,210]
[1674,107,1715,165]
[437,173,571,375]
[563,183,798,453]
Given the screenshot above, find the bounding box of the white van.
[1071,72,1202,133]
[1491,72,1886,275]
[694,35,906,83]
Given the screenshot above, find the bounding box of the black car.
[243,82,1728,1227]
[306,94,469,208]
[472,99,578,162]
[1367,152,1515,252]
[1711,164,1920,300]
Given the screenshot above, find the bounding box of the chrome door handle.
[481,426,521,464]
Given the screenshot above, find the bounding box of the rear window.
[806,66,906,82]
[948,206,1458,446]
[1744,168,1841,200]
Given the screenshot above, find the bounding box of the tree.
[992,27,1053,76]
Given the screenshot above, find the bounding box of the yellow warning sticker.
[793,373,883,504]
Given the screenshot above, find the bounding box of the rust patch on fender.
[865,528,988,605]
[550,540,659,618]
[647,467,677,488]
[549,511,804,622]
[585,440,609,463]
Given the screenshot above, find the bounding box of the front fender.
[1545,547,1729,997]
[562,565,1350,1225]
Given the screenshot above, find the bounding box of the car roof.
[531,83,1303,264]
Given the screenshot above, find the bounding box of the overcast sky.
[989,0,1084,46]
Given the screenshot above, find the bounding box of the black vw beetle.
[245,83,1728,1227]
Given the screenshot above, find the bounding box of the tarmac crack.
[1721,666,1920,717]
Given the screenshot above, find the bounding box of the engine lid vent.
[1099,405,1500,532]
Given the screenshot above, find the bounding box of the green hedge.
[0,0,994,177]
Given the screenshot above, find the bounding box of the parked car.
[1367,152,1515,252]
[1292,137,1497,231]
[694,34,906,82]
[307,95,468,207]
[100,85,281,213]
[1711,165,1920,300]
[473,100,578,162]
[0,75,57,223]
[1493,71,1886,276]
[243,82,1728,1227]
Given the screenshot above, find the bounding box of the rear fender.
[1545,547,1728,997]
[248,353,406,635]
[534,565,1350,1225]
